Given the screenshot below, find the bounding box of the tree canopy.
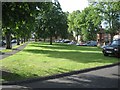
[94,1,120,40]
[2,1,120,49]
[67,1,120,42]
[2,1,68,48]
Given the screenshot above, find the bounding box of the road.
[1,65,119,89]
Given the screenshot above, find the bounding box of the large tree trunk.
[5,30,12,49]
[26,38,28,42]
[110,33,114,42]
[50,36,52,45]
[99,33,103,46]
[21,40,23,44]
[23,37,26,43]
[44,38,46,42]
[21,38,23,44]
[17,38,20,45]
[80,35,83,42]
[55,35,58,40]
[76,35,79,43]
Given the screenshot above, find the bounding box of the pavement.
[0,43,28,60]
[1,65,119,89]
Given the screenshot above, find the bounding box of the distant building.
[97,27,120,46]
[97,26,105,46]
[113,31,120,40]
[72,31,82,43]
[97,26,111,46]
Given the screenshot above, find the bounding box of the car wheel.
[115,53,120,58]
[103,53,109,56]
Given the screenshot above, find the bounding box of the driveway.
[1,65,119,89]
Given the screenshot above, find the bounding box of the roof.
[113,35,120,40]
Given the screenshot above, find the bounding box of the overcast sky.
[58,0,89,13]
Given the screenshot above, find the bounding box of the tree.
[2,2,39,49]
[81,5,102,41]
[35,1,68,45]
[95,1,120,41]
[54,12,68,39]
[68,10,81,42]
[68,6,102,42]
[46,1,68,45]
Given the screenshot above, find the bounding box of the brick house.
[97,26,111,46]
[97,26,120,46]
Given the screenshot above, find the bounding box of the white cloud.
[58,0,89,13]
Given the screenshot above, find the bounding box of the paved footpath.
[1,65,119,89]
[0,43,28,60]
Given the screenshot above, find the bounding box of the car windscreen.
[111,40,120,46]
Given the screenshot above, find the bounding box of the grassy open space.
[0,42,119,82]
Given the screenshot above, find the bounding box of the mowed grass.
[0,42,119,82]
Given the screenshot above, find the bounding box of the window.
[111,40,120,45]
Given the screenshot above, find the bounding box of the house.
[113,32,120,40]
[97,26,111,46]
[97,26,120,46]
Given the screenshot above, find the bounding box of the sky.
[58,0,89,13]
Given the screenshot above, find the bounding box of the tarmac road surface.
[1,65,119,89]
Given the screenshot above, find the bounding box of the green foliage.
[94,1,120,40]
[68,6,101,41]
[68,10,81,32]
[34,1,68,44]
[2,2,68,46]
[2,2,39,48]
[68,1,120,41]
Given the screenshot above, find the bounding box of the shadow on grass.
[23,42,118,64]
[29,43,100,51]
[23,48,118,64]
[1,70,40,82]
[1,70,24,81]
[1,67,73,82]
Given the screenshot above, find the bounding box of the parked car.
[102,39,120,57]
[11,39,17,43]
[55,39,64,43]
[84,41,97,46]
[63,39,71,43]
[0,40,6,46]
[76,42,86,46]
[2,40,6,46]
[55,39,71,43]
[68,41,76,45]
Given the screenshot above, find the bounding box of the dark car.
[11,39,17,43]
[63,39,71,43]
[84,41,97,46]
[102,39,120,57]
[0,40,6,46]
[68,41,76,45]
[76,42,86,46]
[55,39,63,43]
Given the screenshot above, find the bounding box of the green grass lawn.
[0,42,119,82]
